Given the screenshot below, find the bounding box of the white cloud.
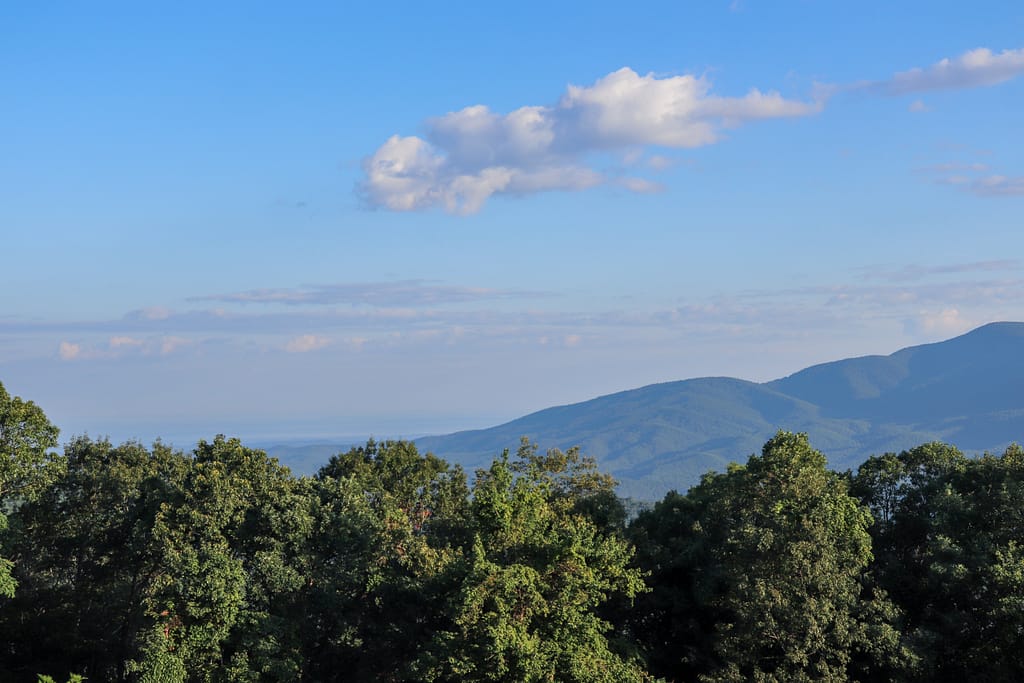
[883,47,1024,94]
[362,67,821,213]
[58,341,81,360]
[908,99,930,112]
[284,334,331,353]
[556,68,818,147]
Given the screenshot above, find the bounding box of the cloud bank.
[362,67,821,214]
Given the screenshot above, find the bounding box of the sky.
[3,1,1023,445]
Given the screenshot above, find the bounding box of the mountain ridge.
[412,322,1024,498]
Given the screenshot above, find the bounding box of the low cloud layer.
[362,67,821,214]
[19,268,1024,367]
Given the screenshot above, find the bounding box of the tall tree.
[144,436,313,681]
[0,438,186,681]
[853,442,1024,680]
[630,432,900,682]
[0,381,62,598]
[305,439,470,681]
[418,442,647,683]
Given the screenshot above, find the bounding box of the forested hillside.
[414,322,1024,498]
[3,381,1024,681]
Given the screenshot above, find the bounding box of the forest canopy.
[1,381,1022,682]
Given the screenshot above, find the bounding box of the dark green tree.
[853,442,1024,680]
[0,381,62,598]
[630,432,901,682]
[0,437,186,680]
[143,436,313,681]
[418,442,647,682]
[305,439,470,681]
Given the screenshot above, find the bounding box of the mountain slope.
[770,322,1024,421]
[414,323,1024,499]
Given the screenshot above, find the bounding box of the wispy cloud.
[917,162,990,173]
[284,334,331,353]
[190,281,553,307]
[786,278,1024,308]
[361,67,822,214]
[11,262,1024,371]
[877,47,1024,95]
[109,335,145,349]
[857,260,1019,282]
[55,335,194,361]
[971,174,1024,197]
[917,159,1024,198]
[13,272,1024,346]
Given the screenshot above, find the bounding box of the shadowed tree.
[853,442,1024,680]
[629,432,902,682]
[143,436,313,681]
[0,438,186,681]
[0,381,62,598]
[417,441,647,683]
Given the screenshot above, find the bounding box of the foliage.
[852,442,1024,680]
[6,382,1024,682]
[0,438,184,679]
[628,431,902,682]
[0,381,62,598]
[418,442,647,682]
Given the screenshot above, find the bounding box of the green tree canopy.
[418,441,647,683]
[0,381,62,599]
[852,442,1024,680]
[629,431,901,682]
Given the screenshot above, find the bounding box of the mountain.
[410,322,1024,499]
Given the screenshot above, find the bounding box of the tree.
[0,437,186,681]
[853,442,1024,680]
[418,442,648,682]
[0,381,62,599]
[630,432,901,682]
[305,439,470,681]
[144,436,313,681]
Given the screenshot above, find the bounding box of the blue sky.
[3,1,1023,445]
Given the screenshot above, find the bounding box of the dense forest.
[2,381,1024,681]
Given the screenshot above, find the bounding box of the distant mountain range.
[414,322,1024,498]
[268,322,1024,500]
